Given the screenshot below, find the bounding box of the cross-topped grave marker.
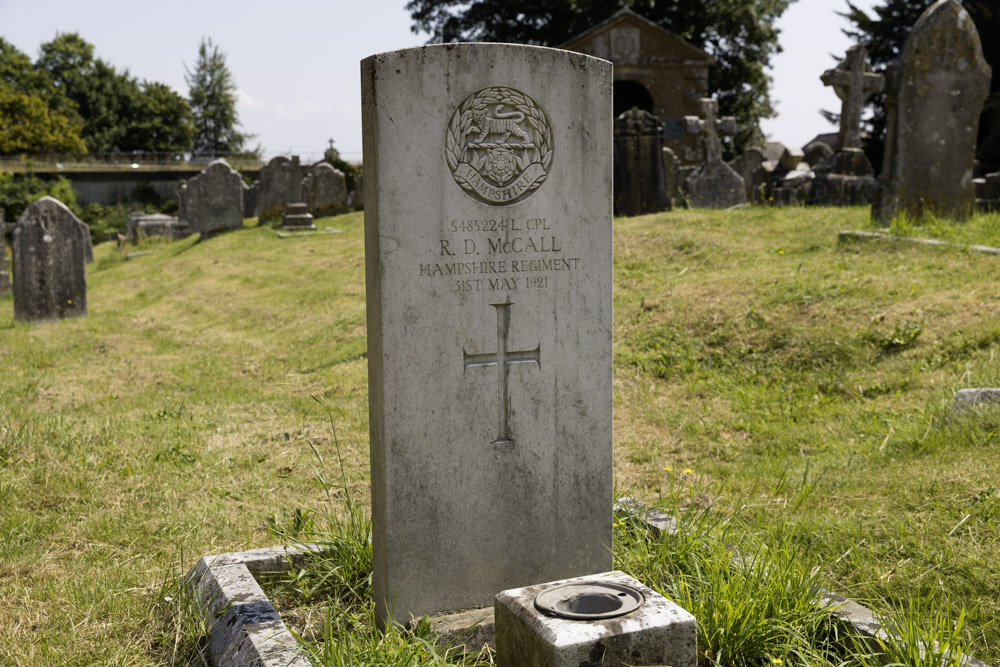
[684,98,736,164]
[683,98,746,208]
[821,44,885,152]
[362,43,613,627]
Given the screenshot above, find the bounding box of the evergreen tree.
[840,0,999,171]
[406,0,797,154]
[185,38,253,157]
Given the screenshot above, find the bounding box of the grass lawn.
[0,207,997,664]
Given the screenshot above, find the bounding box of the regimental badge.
[446,87,554,206]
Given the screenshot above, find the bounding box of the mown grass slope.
[0,207,997,664]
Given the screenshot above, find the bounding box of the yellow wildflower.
[683,468,693,474]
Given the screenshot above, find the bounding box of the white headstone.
[362,43,613,626]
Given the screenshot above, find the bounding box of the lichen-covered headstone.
[873,0,992,223]
[177,159,244,235]
[13,196,87,322]
[728,147,768,203]
[303,163,347,217]
[683,99,746,208]
[613,108,670,216]
[257,156,300,221]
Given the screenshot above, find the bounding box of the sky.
[0,0,879,162]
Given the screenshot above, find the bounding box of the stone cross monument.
[683,98,746,208]
[821,44,885,152]
[684,98,736,164]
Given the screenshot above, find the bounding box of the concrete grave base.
[187,544,324,667]
[495,570,698,667]
[421,606,496,654]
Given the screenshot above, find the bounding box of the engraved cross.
[39,207,57,235]
[463,301,540,444]
[821,44,885,151]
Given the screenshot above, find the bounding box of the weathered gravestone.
[662,147,680,207]
[802,141,834,169]
[683,98,747,208]
[257,155,301,222]
[727,147,768,203]
[811,44,884,206]
[13,197,87,322]
[362,43,613,627]
[303,163,348,217]
[177,159,244,235]
[613,108,670,216]
[873,0,992,223]
[0,208,9,293]
[352,173,364,210]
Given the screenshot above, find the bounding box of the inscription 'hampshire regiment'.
[463,302,540,444]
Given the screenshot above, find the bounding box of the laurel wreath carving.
[445,86,554,203]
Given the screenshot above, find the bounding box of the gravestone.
[177,159,244,235]
[873,0,991,223]
[13,196,87,322]
[802,141,834,169]
[352,173,364,210]
[811,44,884,206]
[303,163,347,217]
[257,155,300,221]
[683,98,746,208]
[0,208,9,293]
[362,43,613,627]
[613,108,670,216]
[727,147,768,203]
[662,147,680,207]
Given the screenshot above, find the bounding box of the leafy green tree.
[185,38,253,157]
[0,86,87,154]
[0,38,86,155]
[405,0,796,153]
[122,81,195,153]
[841,0,999,171]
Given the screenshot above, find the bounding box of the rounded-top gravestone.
[873,0,992,223]
[13,196,88,323]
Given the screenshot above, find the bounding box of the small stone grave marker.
[362,43,613,627]
[13,196,87,322]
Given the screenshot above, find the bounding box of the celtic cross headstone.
[683,98,746,208]
[362,44,613,627]
[821,44,885,152]
[12,197,88,322]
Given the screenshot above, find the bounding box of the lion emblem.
[446,87,554,206]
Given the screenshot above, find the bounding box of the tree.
[840,0,999,172]
[0,86,86,154]
[185,38,253,157]
[122,81,195,154]
[405,0,796,153]
[0,38,86,155]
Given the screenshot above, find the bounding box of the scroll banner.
[454,163,546,206]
